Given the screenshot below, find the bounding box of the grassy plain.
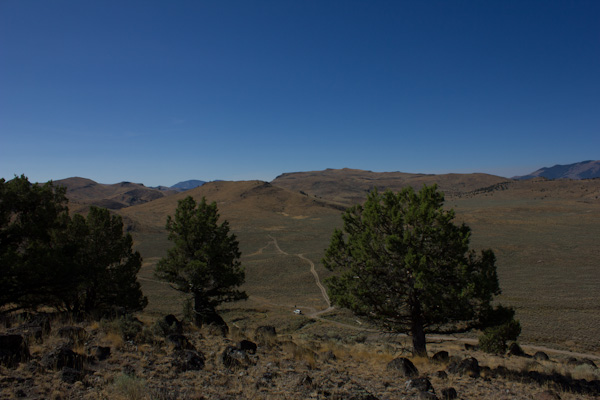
[116,174,600,356]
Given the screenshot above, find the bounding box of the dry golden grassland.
[2,314,599,400]
[123,178,600,355]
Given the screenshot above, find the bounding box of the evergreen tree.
[66,207,147,316]
[323,185,515,356]
[0,176,70,311]
[0,176,147,316]
[155,196,246,327]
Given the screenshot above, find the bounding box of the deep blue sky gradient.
[1,1,598,186]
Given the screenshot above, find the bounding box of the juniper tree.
[66,206,147,316]
[323,185,516,356]
[155,196,246,327]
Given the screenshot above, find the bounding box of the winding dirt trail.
[296,253,332,313]
[248,235,600,360]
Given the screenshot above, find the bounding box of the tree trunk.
[193,292,207,328]
[411,319,427,357]
[410,295,428,357]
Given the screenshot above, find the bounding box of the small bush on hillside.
[152,318,181,338]
[479,319,521,354]
[101,315,143,342]
[113,373,147,400]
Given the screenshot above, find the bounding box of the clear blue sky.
[1,1,598,186]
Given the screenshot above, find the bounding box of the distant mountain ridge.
[54,177,177,212]
[170,180,207,191]
[513,160,600,180]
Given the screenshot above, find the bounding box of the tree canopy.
[0,175,147,316]
[323,185,514,356]
[155,196,246,327]
[64,207,147,316]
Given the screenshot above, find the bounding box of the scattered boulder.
[164,314,183,334]
[480,366,493,380]
[167,334,195,351]
[464,343,478,351]
[447,357,480,378]
[60,367,85,384]
[507,342,527,357]
[199,312,229,336]
[238,339,257,354]
[432,351,449,363]
[386,357,419,377]
[406,377,434,393]
[90,346,111,361]
[173,350,205,372]
[533,351,550,361]
[58,326,88,345]
[41,344,85,371]
[7,314,51,344]
[0,334,30,368]
[441,387,458,399]
[220,345,251,370]
[417,392,437,400]
[433,370,448,380]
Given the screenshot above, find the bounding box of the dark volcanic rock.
[447,357,480,378]
[167,334,195,351]
[533,351,550,361]
[0,334,30,368]
[61,367,85,384]
[238,339,257,354]
[433,370,448,379]
[91,346,111,361]
[41,344,85,371]
[220,345,251,370]
[163,314,183,335]
[174,350,205,372]
[58,326,88,344]
[386,357,419,377]
[507,342,527,357]
[441,387,458,399]
[432,351,449,363]
[199,312,229,336]
[406,377,434,393]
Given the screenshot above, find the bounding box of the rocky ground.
[1,313,599,400]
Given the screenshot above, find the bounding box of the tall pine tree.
[155,196,246,327]
[323,185,516,356]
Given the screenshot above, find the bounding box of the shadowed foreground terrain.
[1,313,599,399]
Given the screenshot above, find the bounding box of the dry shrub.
[112,373,148,400]
[281,340,317,368]
[103,331,125,349]
[571,363,600,381]
[229,324,246,342]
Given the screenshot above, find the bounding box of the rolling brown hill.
[55,177,177,212]
[119,180,345,233]
[271,168,510,205]
[54,172,600,355]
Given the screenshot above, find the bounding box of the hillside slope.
[514,160,600,180]
[271,168,510,205]
[55,177,177,212]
